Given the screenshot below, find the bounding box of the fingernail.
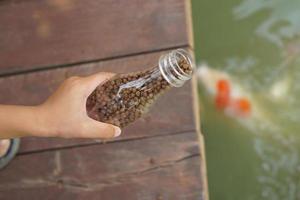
[114,126,122,137]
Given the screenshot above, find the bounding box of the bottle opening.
[159,49,194,87]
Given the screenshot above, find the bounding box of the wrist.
[30,105,55,137]
[0,105,53,138]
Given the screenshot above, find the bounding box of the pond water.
[192,0,300,199]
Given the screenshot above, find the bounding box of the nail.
[114,126,122,137]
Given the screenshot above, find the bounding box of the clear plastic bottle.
[86,49,194,128]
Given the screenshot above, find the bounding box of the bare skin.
[0,140,10,157]
[0,72,121,142]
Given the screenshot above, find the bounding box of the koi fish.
[197,63,285,135]
[197,64,251,118]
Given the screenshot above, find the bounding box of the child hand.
[38,72,121,139]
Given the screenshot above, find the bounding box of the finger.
[80,118,121,139]
[82,72,115,96]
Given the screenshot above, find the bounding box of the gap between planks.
[17,129,197,156]
[0,45,191,78]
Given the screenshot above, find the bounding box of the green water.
[192,0,300,199]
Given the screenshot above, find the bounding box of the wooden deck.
[0,0,208,199]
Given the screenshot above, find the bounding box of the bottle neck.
[158,49,194,87]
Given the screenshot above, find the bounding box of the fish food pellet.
[86,49,194,128]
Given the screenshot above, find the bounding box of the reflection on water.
[234,0,300,47]
[192,0,300,199]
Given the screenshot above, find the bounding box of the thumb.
[82,72,115,96]
[81,118,121,139]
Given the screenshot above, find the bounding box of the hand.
[38,72,121,139]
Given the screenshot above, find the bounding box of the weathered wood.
[0,50,196,153]
[0,132,205,200]
[192,77,209,200]
[0,0,207,199]
[0,0,188,75]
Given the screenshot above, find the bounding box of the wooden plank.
[0,50,196,153]
[0,0,188,75]
[185,0,194,49]
[192,77,209,200]
[184,2,208,199]
[0,132,205,200]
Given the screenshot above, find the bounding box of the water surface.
[192,0,300,199]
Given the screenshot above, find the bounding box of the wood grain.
[0,132,205,200]
[0,0,207,199]
[0,0,188,75]
[0,50,196,153]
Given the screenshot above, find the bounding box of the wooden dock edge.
[192,77,209,200]
[186,0,209,199]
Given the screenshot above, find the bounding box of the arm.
[0,72,121,139]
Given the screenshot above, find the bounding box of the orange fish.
[215,79,251,117]
[231,97,251,117]
[215,79,231,109]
